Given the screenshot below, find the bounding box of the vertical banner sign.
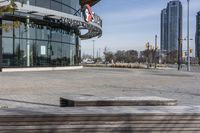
[82,4,93,22]
[0,17,2,72]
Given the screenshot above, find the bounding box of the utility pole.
[187,0,190,71]
[178,38,182,71]
[146,42,150,69]
[96,49,98,59]
[92,40,95,60]
[99,48,101,58]
[155,35,158,68]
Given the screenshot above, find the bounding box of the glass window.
[35,40,48,66]
[70,44,75,65]
[62,0,71,14]
[30,27,36,39]
[36,0,50,9]
[2,37,13,55]
[36,27,48,40]
[62,32,68,43]
[19,23,27,39]
[51,0,62,12]
[19,39,27,66]
[50,42,60,66]
[70,0,80,15]
[13,39,20,66]
[30,0,36,5]
[70,33,76,44]
[2,21,13,37]
[14,24,20,38]
[63,43,70,66]
[2,38,13,66]
[51,31,61,42]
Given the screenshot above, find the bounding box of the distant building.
[161,9,168,51]
[160,0,182,63]
[167,0,182,52]
[196,11,200,60]
[160,0,182,53]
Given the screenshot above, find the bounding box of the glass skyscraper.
[0,0,102,69]
[196,11,200,61]
[160,0,182,63]
[161,9,168,51]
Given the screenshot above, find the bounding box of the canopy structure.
[0,2,102,40]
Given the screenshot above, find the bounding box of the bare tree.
[103,47,115,63]
[0,0,20,30]
[115,50,126,63]
[125,50,138,63]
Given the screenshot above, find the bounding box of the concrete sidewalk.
[0,67,199,108]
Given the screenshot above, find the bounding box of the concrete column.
[26,0,30,67]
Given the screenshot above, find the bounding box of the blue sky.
[81,0,200,57]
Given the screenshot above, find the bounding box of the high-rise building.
[160,9,168,51]
[160,0,182,63]
[0,0,102,70]
[196,11,200,60]
[167,1,182,52]
[160,0,182,53]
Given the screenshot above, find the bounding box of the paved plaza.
[0,67,200,108]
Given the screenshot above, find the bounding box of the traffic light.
[145,43,149,49]
[190,48,192,54]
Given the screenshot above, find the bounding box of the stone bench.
[60,96,177,107]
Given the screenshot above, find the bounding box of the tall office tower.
[161,9,168,51]
[166,0,182,53]
[196,11,200,61]
[160,1,182,63]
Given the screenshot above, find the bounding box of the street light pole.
[92,40,95,60]
[155,35,158,68]
[187,0,190,71]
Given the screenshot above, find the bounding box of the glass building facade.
[0,0,82,67]
[196,11,200,60]
[166,0,182,52]
[21,0,81,15]
[160,1,182,53]
[160,9,168,51]
[160,1,182,63]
